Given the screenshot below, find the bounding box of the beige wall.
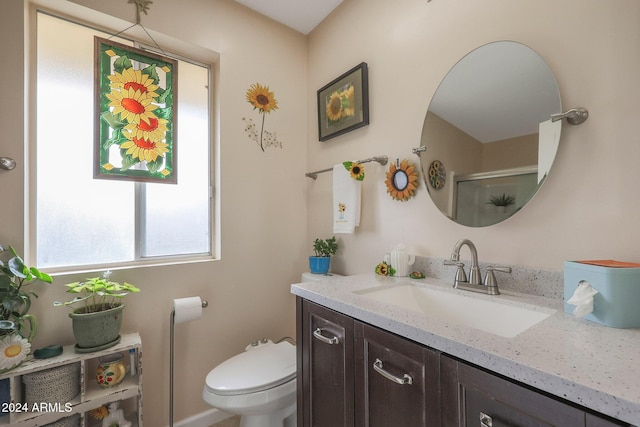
[308,0,640,273]
[1,0,307,425]
[420,112,482,214]
[483,134,538,171]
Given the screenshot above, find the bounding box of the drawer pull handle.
[480,412,493,427]
[313,328,339,345]
[373,358,413,385]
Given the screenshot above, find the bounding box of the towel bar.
[305,156,388,179]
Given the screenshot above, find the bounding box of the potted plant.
[309,237,338,275]
[487,193,516,213]
[54,271,140,352]
[0,245,52,342]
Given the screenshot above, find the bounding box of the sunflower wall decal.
[385,159,419,201]
[95,37,177,183]
[243,83,282,151]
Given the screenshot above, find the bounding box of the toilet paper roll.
[173,296,203,324]
[567,281,598,318]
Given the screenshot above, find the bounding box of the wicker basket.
[43,413,81,427]
[22,363,80,406]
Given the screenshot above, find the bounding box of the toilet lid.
[205,341,296,396]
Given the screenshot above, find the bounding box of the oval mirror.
[420,41,562,227]
[393,170,409,191]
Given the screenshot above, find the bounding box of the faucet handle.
[444,260,467,285]
[483,266,512,295]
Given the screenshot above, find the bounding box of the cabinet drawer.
[443,355,588,427]
[355,322,440,427]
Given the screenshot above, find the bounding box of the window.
[35,12,212,270]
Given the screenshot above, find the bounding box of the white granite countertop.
[291,273,640,426]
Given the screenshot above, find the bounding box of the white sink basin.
[354,282,555,338]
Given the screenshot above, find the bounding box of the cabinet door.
[298,298,355,427]
[354,322,440,427]
[586,413,630,427]
[442,355,584,427]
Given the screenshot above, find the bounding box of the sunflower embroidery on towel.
[337,203,346,221]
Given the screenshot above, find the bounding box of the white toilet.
[202,340,297,427]
[202,273,342,427]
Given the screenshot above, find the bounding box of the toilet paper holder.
[169,297,208,427]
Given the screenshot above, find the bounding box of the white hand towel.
[333,164,361,234]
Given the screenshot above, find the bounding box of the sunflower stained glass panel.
[94,37,178,183]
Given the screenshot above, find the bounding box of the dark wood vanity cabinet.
[441,356,629,427]
[297,298,440,427]
[297,297,629,427]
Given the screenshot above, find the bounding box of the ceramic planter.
[309,256,331,275]
[69,304,124,352]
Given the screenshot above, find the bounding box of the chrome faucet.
[444,239,511,295]
[449,239,481,286]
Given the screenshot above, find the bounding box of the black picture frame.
[317,62,369,141]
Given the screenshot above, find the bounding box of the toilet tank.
[301,272,342,282]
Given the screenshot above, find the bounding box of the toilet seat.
[205,341,296,396]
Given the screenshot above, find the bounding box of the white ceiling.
[429,42,561,143]
[233,0,343,34]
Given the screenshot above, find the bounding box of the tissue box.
[564,260,640,328]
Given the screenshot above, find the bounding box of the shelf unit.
[0,332,143,427]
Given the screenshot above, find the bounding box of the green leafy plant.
[487,193,516,207]
[312,237,338,257]
[0,245,52,339]
[54,271,140,314]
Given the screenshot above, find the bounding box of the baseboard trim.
[168,408,233,427]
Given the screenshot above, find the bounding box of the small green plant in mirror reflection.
[487,193,516,207]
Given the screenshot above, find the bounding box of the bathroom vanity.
[292,274,639,426]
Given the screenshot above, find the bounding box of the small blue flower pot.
[309,257,331,275]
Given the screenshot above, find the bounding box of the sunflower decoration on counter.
[243,83,282,151]
[375,261,396,276]
[0,334,31,372]
[385,159,419,201]
[343,161,365,181]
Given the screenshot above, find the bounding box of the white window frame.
[28,2,220,273]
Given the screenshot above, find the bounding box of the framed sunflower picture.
[317,62,369,142]
[94,37,178,183]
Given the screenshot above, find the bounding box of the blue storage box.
[564,260,640,328]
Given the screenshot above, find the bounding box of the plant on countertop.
[487,193,516,207]
[54,270,140,313]
[312,236,338,257]
[0,245,52,342]
[309,237,338,275]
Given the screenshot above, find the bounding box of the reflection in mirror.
[420,41,562,227]
[393,170,408,191]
